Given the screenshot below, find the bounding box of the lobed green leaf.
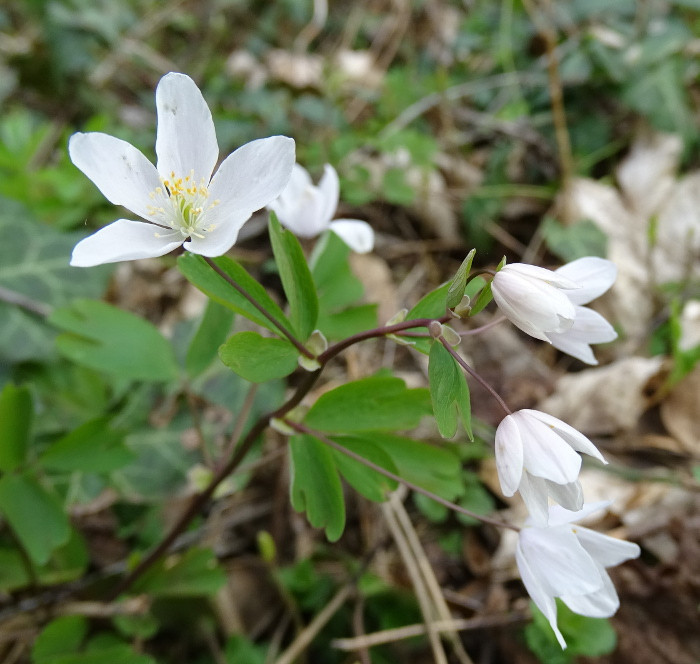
[219,331,299,383]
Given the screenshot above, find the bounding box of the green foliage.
[132,547,226,597]
[469,256,505,316]
[50,299,179,382]
[0,383,32,471]
[0,472,71,565]
[219,331,299,382]
[185,300,235,378]
[268,212,319,340]
[428,342,473,440]
[525,601,617,661]
[289,434,346,541]
[0,199,111,363]
[304,376,432,432]
[541,217,608,262]
[446,249,476,309]
[178,253,293,336]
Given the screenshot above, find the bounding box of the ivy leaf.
[219,331,299,382]
[428,342,473,440]
[304,376,431,433]
[0,383,32,472]
[49,299,179,382]
[178,253,293,336]
[269,212,319,340]
[0,473,71,565]
[289,434,346,541]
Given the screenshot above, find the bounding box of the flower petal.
[209,136,296,221]
[546,501,612,527]
[268,163,315,234]
[155,72,219,183]
[548,306,618,364]
[515,412,582,484]
[70,219,182,267]
[546,479,584,512]
[556,257,617,305]
[561,567,620,617]
[68,133,161,220]
[329,219,375,253]
[515,539,566,648]
[526,410,607,464]
[318,164,340,223]
[519,472,550,525]
[494,414,524,496]
[504,263,581,290]
[573,526,641,567]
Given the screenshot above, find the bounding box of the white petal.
[70,219,182,267]
[518,526,604,597]
[573,526,641,567]
[549,334,598,365]
[546,479,584,512]
[494,415,524,496]
[272,187,328,238]
[155,72,218,183]
[547,501,612,527]
[515,539,567,648]
[549,307,618,364]
[68,133,161,220]
[526,410,607,464]
[519,472,550,525]
[556,257,617,305]
[329,220,375,253]
[208,136,296,221]
[318,164,340,223]
[183,211,249,257]
[515,412,582,484]
[504,263,581,289]
[561,567,619,617]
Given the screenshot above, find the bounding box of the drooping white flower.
[69,72,295,267]
[495,409,607,524]
[268,163,374,253]
[516,501,640,648]
[548,257,618,365]
[491,263,580,342]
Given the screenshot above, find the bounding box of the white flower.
[491,263,580,342]
[69,72,295,267]
[516,501,640,648]
[495,409,607,524]
[548,257,618,365]
[268,163,374,253]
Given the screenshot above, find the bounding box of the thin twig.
[0,286,52,317]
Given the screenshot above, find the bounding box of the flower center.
[147,170,220,239]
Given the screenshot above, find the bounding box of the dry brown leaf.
[660,366,700,456]
[265,49,323,89]
[537,357,665,435]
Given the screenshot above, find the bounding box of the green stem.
[203,256,314,359]
[287,420,519,532]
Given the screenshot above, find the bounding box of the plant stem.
[460,316,506,336]
[438,337,512,417]
[286,421,519,532]
[107,368,322,599]
[203,256,314,359]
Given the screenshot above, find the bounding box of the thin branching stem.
[286,420,519,532]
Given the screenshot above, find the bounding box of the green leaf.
[446,249,476,308]
[469,256,505,316]
[49,299,178,382]
[32,616,88,664]
[304,376,431,432]
[132,547,226,597]
[399,282,450,353]
[368,433,463,500]
[186,300,235,377]
[0,199,111,364]
[289,435,346,541]
[428,342,473,440]
[268,212,319,340]
[40,417,133,473]
[540,217,607,262]
[454,471,495,526]
[219,331,299,382]
[310,231,364,311]
[0,473,71,565]
[178,253,293,335]
[329,436,398,502]
[316,304,377,340]
[0,383,32,471]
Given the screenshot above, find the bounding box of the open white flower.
[516,501,640,648]
[491,263,580,342]
[69,72,295,267]
[495,409,607,524]
[548,257,618,364]
[268,163,374,253]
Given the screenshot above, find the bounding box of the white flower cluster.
[491,259,639,647]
